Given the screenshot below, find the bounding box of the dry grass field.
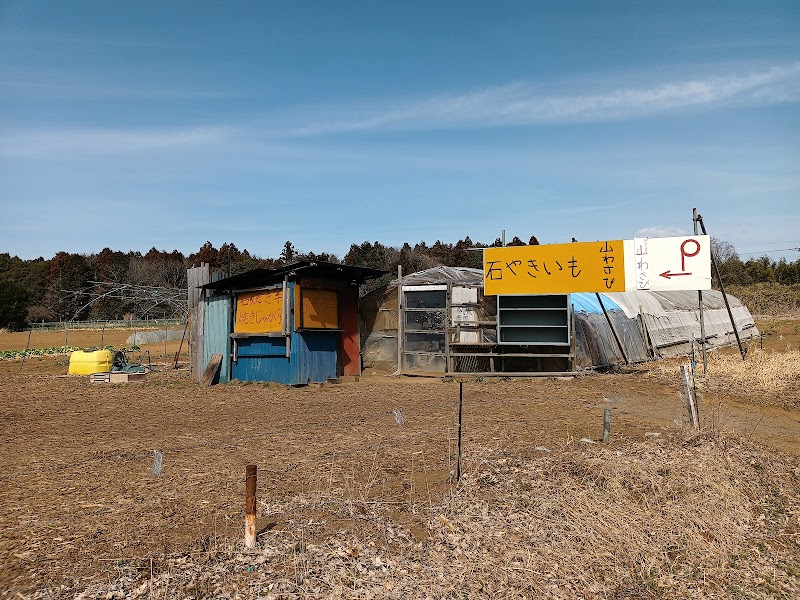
[0,320,798,598]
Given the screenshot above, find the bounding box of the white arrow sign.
[624,235,711,291]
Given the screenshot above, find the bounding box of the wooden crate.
[110,372,147,383]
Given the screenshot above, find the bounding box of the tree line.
[711,240,800,287]
[0,236,797,330]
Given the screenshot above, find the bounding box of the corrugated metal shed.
[196,261,386,385]
[203,261,386,291]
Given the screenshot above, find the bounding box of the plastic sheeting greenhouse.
[360,267,759,375]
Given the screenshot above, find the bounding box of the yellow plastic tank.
[68,349,113,375]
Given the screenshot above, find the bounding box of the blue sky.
[1,1,798,261]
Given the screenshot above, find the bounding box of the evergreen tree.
[43,252,92,320]
[280,240,296,264]
[0,281,28,331]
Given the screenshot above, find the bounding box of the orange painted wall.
[234,289,283,334]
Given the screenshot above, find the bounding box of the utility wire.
[736,247,800,256]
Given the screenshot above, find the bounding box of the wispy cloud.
[635,226,689,238]
[0,32,175,49]
[289,62,800,136]
[0,126,236,158]
[677,37,800,53]
[0,78,236,101]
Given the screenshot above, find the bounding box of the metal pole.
[456,382,463,482]
[595,293,629,364]
[445,282,452,374]
[694,208,708,372]
[696,214,746,361]
[283,276,290,359]
[396,264,403,375]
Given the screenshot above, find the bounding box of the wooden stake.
[681,365,699,431]
[173,318,189,369]
[20,328,32,369]
[245,464,257,549]
[602,409,611,442]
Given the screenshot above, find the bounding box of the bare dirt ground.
[0,320,798,598]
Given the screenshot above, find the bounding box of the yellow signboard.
[484,241,626,295]
[234,289,283,333]
[298,288,338,329]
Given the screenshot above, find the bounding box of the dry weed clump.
[728,283,800,317]
[700,349,800,407]
[642,349,800,408]
[424,437,800,598]
[67,435,799,599]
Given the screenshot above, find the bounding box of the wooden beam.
[200,353,223,386]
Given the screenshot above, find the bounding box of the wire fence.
[27,318,184,331]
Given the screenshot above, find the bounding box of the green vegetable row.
[0,345,140,360]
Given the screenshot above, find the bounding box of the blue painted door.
[203,294,231,382]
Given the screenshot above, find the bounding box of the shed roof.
[202,260,387,291]
[399,266,484,285]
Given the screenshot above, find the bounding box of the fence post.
[456,382,463,482]
[681,365,699,431]
[602,409,611,442]
[245,465,257,548]
[20,329,32,369]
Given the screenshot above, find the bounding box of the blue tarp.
[571,293,623,315]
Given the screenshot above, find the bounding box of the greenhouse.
[360,266,759,375]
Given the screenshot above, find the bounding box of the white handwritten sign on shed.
[624,235,711,292]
